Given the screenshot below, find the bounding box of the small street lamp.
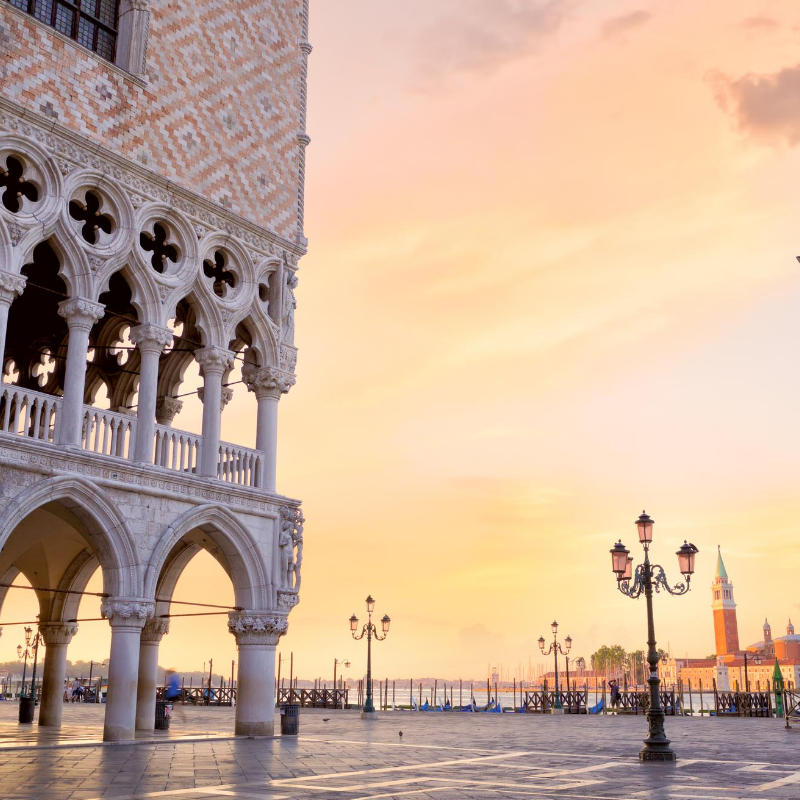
[743,652,762,693]
[538,621,571,711]
[333,657,350,689]
[611,511,698,763]
[349,595,391,719]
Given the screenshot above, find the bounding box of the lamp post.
[333,657,351,710]
[743,652,761,693]
[611,511,698,763]
[538,621,571,712]
[17,624,44,723]
[349,595,391,719]
[16,641,31,698]
[333,658,350,690]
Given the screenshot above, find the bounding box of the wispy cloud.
[410,0,569,89]
[740,15,779,33]
[600,10,653,41]
[711,62,800,146]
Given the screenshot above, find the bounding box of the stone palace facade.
[0,0,311,739]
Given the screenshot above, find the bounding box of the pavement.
[0,703,798,799]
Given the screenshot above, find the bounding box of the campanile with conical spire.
[712,546,740,656]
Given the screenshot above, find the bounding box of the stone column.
[57,298,104,446]
[130,325,173,463]
[0,272,26,378]
[241,366,295,492]
[100,600,153,742]
[115,0,150,75]
[228,613,288,736]
[194,347,234,478]
[38,622,78,728]
[136,617,169,731]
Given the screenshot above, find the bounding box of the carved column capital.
[242,365,296,400]
[0,271,26,305]
[39,622,79,646]
[140,617,170,643]
[57,298,104,330]
[129,324,173,354]
[155,395,183,424]
[197,385,234,409]
[227,612,288,646]
[194,346,235,375]
[100,599,154,629]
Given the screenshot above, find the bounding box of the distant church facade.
[0,0,311,739]
[663,549,799,691]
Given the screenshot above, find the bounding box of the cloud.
[740,15,779,33]
[600,10,652,40]
[711,62,800,146]
[410,0,569,89]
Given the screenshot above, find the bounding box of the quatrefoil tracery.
[140,223,179,274]
[0,155,39,213]
[68,191,114,245]
[203,251,237,298]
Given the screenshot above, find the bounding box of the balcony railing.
[0,385,59,442]
[0,385,263,489]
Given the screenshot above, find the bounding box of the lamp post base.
[639,746,676,763]
[360,711,378,720]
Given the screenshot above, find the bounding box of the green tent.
[773,658,784,718]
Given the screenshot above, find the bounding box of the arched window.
[6,0,120,61]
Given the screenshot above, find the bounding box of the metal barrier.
[276,688,349,709]
[714,691,772,717]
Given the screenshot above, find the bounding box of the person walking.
[70,678,83,703]
[164,670,185,723]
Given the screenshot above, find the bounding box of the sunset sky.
[5,0,800,684]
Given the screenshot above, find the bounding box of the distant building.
[662,547,798,691]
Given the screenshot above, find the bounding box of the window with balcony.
[5,0,119,62]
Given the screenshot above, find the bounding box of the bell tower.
[712,546,740,657]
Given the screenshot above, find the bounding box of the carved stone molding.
[100,599,154,628]
[57,298,104,329]
[241,365,296,400]
[194,346,235,375]
[279,345,298,374]
[7,222,23,247]
[40,622,79,646]
[129,324,173,353]
[0,271,26,305]
[141,616,170,642]
[277,591,300,611]
[155,395,183,424]
[227,612,288,645]
[197,385,234,409]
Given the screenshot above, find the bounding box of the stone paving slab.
[0,704,798,799]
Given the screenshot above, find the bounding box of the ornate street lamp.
[611,511,698,762]
[17,622,44,724]
[539,620,571,712]
[349,595,391,719]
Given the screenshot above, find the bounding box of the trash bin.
[280,703,300,735]
[19,695,35,724]
[155,701,171,730]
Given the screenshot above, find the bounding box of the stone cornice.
[0,433,302,516]
[0,96,307,259]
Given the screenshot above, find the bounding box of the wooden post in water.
[699,678,704,714]
[393,680,395,708]
[513,678,516,710]
[687,678,693,715]
[434,679,437,707]
[460,679,463,709]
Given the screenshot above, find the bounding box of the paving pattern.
[0,704,798,799]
